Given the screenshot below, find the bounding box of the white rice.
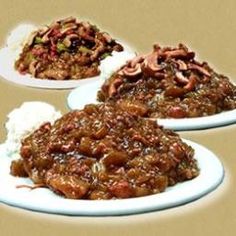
[5,102,62,155]
[100,48,135,78]
[6,23,37,58]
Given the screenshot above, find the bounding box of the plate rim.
[0,140,224,216]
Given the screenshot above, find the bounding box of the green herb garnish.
[78,46,92,54]
[91,24,99,32]
[25,52,35,64]
[100,52,112,60]
[34,37,43,44]
[57,42,68,53]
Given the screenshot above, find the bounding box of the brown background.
[0,0,236,235]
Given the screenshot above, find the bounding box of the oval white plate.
[67,80,236,130]
[0,140,224,216]
[0,44,135,89]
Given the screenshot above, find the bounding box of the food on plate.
[14,17,124,80]
[97,43,236,118]
[5,102,61,155]
[10,103,199,199]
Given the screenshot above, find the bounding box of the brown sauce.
[11,103,199,199]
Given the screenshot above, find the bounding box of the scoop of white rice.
[6,24,37,58]
[5,102,61,155]
[100,48,136,79]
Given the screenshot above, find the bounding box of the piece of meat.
[46,175,89,199]
[109,180,133,198]
[10,159,28,177]
[117,100,148,116]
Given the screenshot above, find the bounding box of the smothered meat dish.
[11,103,199,199]
[98,44,236,118]
[15,17,123,80]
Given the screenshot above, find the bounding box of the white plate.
[67,80,236,130]
[0,44,135,89]
[0,140,224,216]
